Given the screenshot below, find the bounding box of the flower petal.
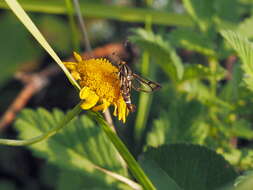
[79,87,99,109]
[92,99,110,112]
[63,62,77,70]
[117,98,127,123]
[71,71,81,80]
[73,52,83,62]
[113,103,118,116]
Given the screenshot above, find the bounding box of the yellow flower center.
[63,52,129,123]
[78,58,121,103]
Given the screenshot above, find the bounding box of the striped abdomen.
[119,64,136,112]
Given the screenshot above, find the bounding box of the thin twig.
[72,0,120,130]
[94,165,142,190]
[0,65,59,130]
[73,0,92,52]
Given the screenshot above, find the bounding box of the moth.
[117,60,161,112]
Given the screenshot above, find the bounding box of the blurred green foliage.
[0,13,42,87]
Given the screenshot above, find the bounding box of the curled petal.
[113,103,118,116]
[92,99,110,112]
[79,87,99,109]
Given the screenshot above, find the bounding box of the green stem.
[88,111,156,190]
[0,103,82,146]
[134,52,152,143]
[64,0,80,51]
[134,14,153,143]
[209,57,218,97]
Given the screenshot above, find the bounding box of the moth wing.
[132,73,161,93]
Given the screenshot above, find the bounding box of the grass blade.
[64,0,80,51]
[0,0,193,27]
[4,0,80,90]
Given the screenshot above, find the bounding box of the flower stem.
[88,111,156,190]
[134,14,153,144]
[0,103,82,146]
[64,0,80,51]
[134,52,152,143]
[209,57,218,97]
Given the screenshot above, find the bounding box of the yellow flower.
[63,52,129,122]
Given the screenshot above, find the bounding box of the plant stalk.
[89,111,156,190]
[0,103,82,146]
[64,0,80,51]
[134,14,153,144]
[209,57,218,97]
[73,0,92,52]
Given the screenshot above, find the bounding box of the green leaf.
[220,63,242,103]
[40,164,59,189]
[239,0,253,4]
[129,28,184,81]
[220,30,253,92]
[237,16,253,39]
[138,158,182,190]
[146,96,208,148]
[183,63,226,81]
[0,103,82,146]
[182,0,239,31]
[0,180,16,190]
[0,0,194,27]
[234,171,253,190]
[182,0,214,31]
[220,148,253,171]
[179,80,232,109]
[213,0,240,23]
[142,144,238,190]
[42,163,133,190]
[56,169,131,190]
[170,28,216,56]
[231,119,253,139]
[0,13,41,87]
[14,108,131,189]
[182,0,240,33]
